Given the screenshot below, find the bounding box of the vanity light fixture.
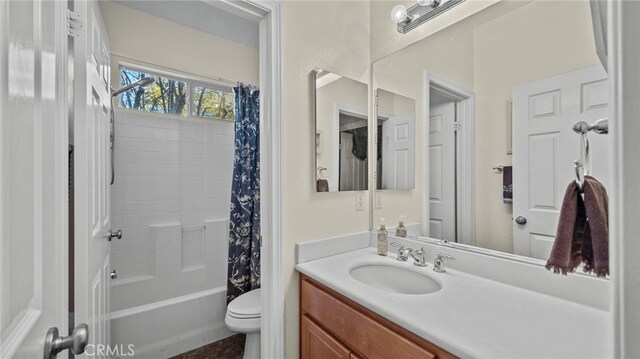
[391,0,465,34]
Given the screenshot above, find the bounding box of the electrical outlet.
[355,192,365,211]
[375,192,383,209]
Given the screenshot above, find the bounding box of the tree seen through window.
[119,66,234,121]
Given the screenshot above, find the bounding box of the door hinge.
[454,121,462,131]
[67,9,83,38]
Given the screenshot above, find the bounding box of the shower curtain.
[227,84,261,303]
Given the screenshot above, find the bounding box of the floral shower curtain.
[227,84,261,303]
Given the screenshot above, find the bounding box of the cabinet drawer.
[301,276,440,359]
[302,315,351,359]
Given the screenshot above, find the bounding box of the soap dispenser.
[396,216,407,238]
[377,218,388,256]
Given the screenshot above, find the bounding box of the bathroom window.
[192,84,235,121]
[119,66,188,116]
[119,65,235,121]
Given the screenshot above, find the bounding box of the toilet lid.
[228,288,261,319]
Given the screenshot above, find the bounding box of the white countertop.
[296,247,610,359]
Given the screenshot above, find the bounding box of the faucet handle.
[410,247,427,267]
[390,242,410,262]
[433,253,454,273]
[437,253,454,260]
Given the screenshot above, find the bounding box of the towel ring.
[317,166,328,180]
[574,160,585,192]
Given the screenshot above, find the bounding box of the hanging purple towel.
[545,176,609,277]
[503,166,513,203]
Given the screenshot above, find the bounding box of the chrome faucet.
[433,253,455,273]
[391,243,428,267]
[390,242,412,261]
[410,247,427,267]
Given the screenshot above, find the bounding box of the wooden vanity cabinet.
[300,274,456,359]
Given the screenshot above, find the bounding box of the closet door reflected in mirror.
[371,0,610,264]
[375,89,416,190]
[314,69,369,192]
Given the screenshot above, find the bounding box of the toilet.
[225,288,261,359]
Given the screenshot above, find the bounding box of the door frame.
[334,103,368,191]
[214,1,285,358]
[422,72,475,245]
[609,1,640,357]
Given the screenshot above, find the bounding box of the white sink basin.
[349,264,441,295]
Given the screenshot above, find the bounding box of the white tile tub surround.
[111,110,233,285]
[110,110,235,355]
[297,231,610,310]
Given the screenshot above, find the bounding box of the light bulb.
[390,4,408,24]
[417,0,440,7]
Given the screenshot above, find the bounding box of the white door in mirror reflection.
[429,102,456,241]
[382,113,416,190]
[513,65,609,260]
[340,132,368,191]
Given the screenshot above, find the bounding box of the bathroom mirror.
[375,89,416,190]
[314,69,369,192]
[372,0,610,264]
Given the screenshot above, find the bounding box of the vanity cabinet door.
[302,315,351,359]
[300,275,454,359]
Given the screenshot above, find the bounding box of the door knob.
[106,229,122,241]
[43,323,89,359]
[110,269,118,280]
[515,216,527,225]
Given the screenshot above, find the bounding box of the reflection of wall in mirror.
[315,76,368,192]
[372,6,475,231]
[472,0,600,253]
[372,0,601,253]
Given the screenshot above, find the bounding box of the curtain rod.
[111,52,244,87]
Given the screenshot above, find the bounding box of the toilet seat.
[227,288,261,319]
[225,289,261,358]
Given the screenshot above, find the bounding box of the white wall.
[99,1,259,88]
[282,1,371,358]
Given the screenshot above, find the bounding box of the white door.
[339,132,367,191]
[513,65,609,260]
[382,113,416,190]
[0,1,70,358]
[429,102,456,241]
[73,0,112,353]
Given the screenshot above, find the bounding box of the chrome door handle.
[43,323,88,359]
[515,216,527,225]
[106,229,122,241]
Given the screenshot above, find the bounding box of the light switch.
[355,192,365,211]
